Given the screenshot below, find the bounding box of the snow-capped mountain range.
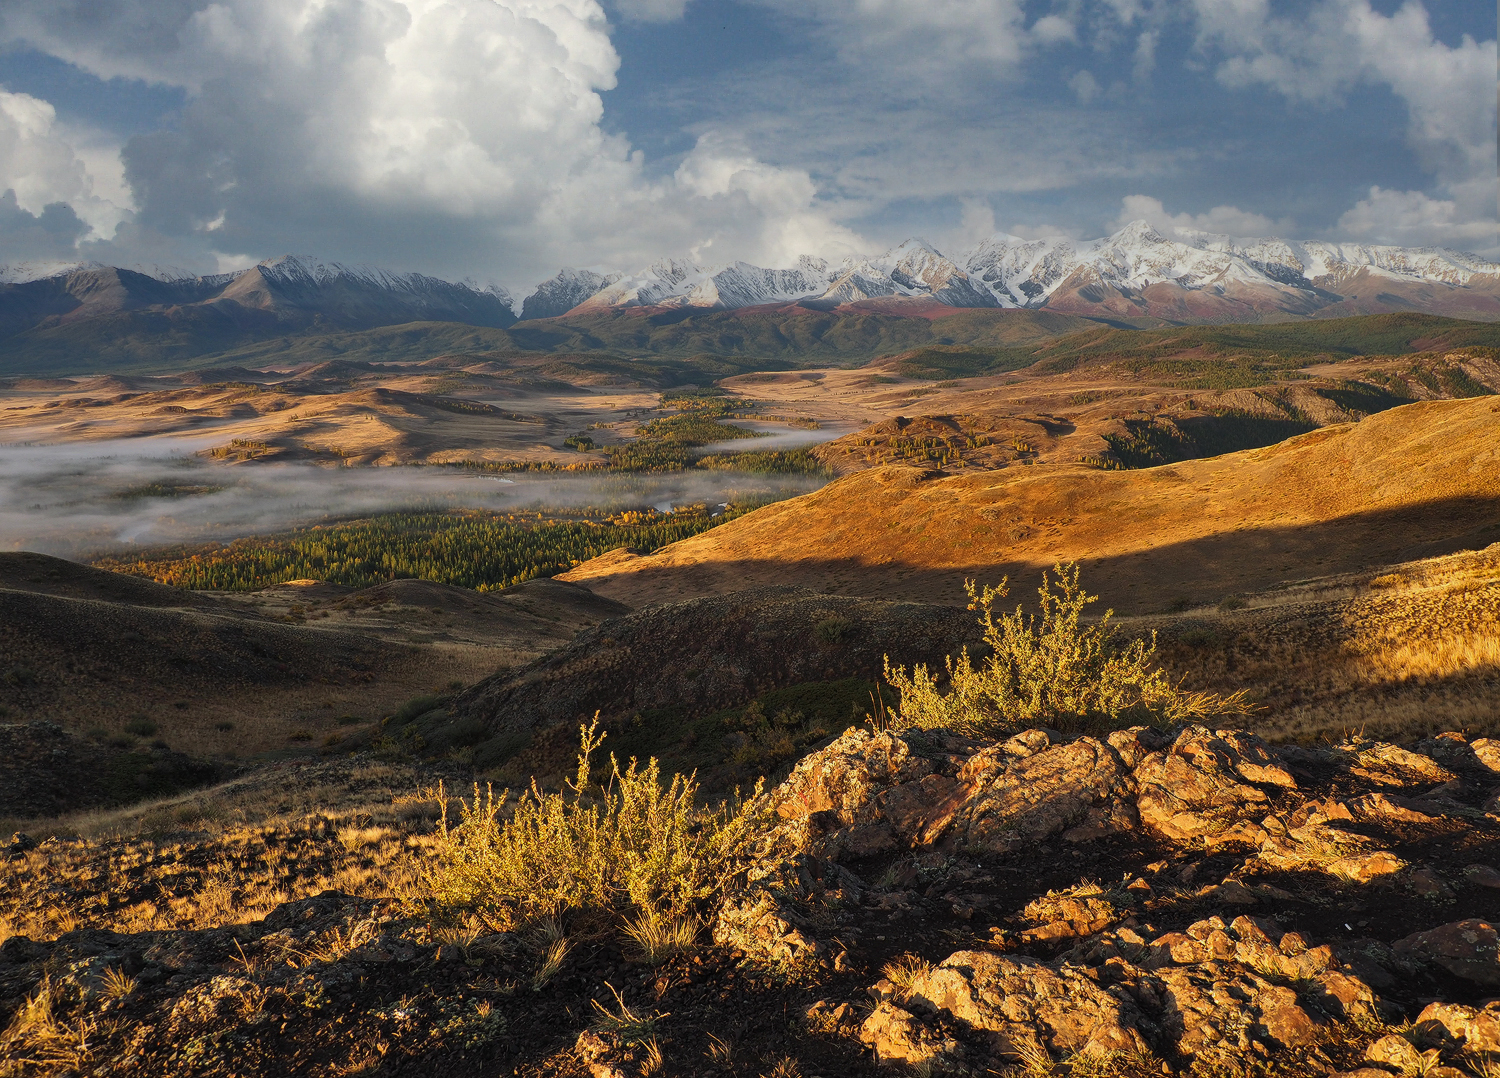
[5,227,1499,340]
[522,222,1500,323]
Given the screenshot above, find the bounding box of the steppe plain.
[2,314,1500,1078]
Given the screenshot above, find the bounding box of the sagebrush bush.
[884,563,1248,737]
[415,719,763,932]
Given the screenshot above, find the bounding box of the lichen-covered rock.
[575,1029,636,1078]
[1394,920,1500,985]
[1151,961,1317,1058]
[1020,886,1126,943]
[1414,1000,1500,1055]
[1134,727,1293,844]
[1336,742,1458,789]
[942,737,1137,851]
[764,728,979,859]
[902,950,1152,1060]
[859,1000,964,1066]
[1364,1034,1434,1072]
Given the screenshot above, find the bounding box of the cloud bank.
[0,0,1492,287]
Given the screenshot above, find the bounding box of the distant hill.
[0,257,516,375]
[883,312,1500,382]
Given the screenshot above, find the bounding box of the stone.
[943,737,1136,852]
[771,728,914,824]
[1364,1034,1429,1071]
[1393,920,1500,985]
[905,950,1151,1060]
[1152,962,1318,1058]
[1406,868,1452,898]
[859,1001,962,1065]
[1105,726,1168,769]
[1414,1001,1500,1055]
[1020,888,1124,943]
[1326,850,1407,883]
[574,1030,633,1078]
[1134,727,1290,842]
[1469,738,1500,776]
[1346,792,1446,825]
[1466,864,1500,889]
[1203,879,1260,905]
[1001,728,1056,758]
[1341,743,1457,788]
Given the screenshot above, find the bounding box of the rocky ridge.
[707,722,1500,1075]
[4,721,1500,1076]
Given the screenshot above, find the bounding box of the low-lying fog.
[0,440,826,558]
[705,420,861,453]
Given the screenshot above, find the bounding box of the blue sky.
[0,0,1494,293]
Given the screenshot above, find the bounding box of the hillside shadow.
[584,492,1500,616]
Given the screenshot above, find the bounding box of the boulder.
[903,950,1152,1060]
[859,1001,963,1066]
[1134,727,1292,844]
[943,737,1137,851]
[1393,920,1500,985]
[1337,743,1457,788]
[1151,962,1318,1058]
[1414,1000,1500,1055]
[1364,1035,1434,1072]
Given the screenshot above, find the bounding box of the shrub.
[813,616,852,645]
[415,719,763,932]
[124,717,157,737]
[883,563,1249,737]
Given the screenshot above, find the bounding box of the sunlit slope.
[560,396,1500,612]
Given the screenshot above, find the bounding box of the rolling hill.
[559,395,1500,614]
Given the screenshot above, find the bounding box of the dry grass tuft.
[881,953,935,999]
[622,909,700,965]
[590,985,662,1043]
[99,966,137,1000]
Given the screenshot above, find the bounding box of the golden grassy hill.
[561,395,1500,613]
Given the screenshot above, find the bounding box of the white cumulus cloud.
[1337,186,1499,253]
[0,87,132,252]
[0,0,863,289]
[1112,194,1293,238]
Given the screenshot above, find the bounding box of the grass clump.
[884,563,1249,737]
[415,718,763,935]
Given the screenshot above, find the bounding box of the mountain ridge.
[2,228,1498,376]
[526,222,1500,324]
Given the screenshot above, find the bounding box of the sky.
[0,0,1494,297]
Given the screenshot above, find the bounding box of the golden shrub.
[885,563,1248,737]
[415,718,763,932]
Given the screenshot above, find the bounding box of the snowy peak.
[521,268,621,320]
[249,255,514,307]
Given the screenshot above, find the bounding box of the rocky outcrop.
[719,721,1500,1072]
